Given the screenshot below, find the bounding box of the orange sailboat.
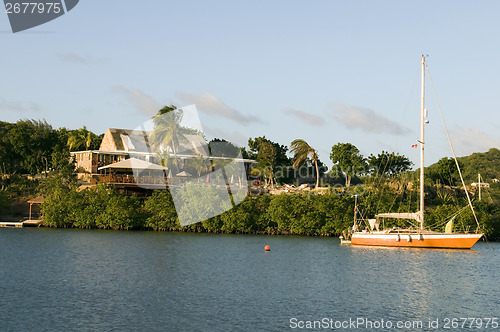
[350,56,483,249]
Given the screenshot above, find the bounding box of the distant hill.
[425,148,500,186]
[457,148,500,184]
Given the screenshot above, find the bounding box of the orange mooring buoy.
[264,245,271,251]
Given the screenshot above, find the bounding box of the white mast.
[478,173,482,201]
[419,56,426,230]
[353,195,358,231]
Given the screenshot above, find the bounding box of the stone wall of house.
[72,151,94,173]
[99,129,117,151]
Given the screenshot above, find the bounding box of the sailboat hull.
[351,232,483,249]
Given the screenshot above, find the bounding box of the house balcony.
[93,174,168,189]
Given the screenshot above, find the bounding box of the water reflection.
[0,229,498,331]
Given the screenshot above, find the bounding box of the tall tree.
[0,121,17,174]
[290,139,320,189]
[368,151,413,177]
[253,141,276,187]
[209,138,243,176]
[209,138,240,158]
[150,105,188,171]
[50,127,74,174]
[8,119,56,174]
[248,136,291,183]
[248,136,289,166]
[330,143,366,187]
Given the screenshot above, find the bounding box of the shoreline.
[4,222,499,242]
[36,223,338,237]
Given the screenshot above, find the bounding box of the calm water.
[0,228,498,331]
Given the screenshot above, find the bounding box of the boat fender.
[418,234,423,241]
[407,235,412,242]
[396,234,400,242]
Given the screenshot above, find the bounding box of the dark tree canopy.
[208,138,241,158]
[247,136,290,167]
[330,143,367,187]
[428,157,462,186]
[247,136,292,183]
[0,119,77,175]
[368,151,413,177]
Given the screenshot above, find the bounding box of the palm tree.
[67,129,85,151]
[190,153,211,177]
[290,139,320,189]
[83,128,93,150]
[154,149,172,187]
[67,126,94,151]
[149,105,188,171]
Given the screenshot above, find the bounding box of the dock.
[339,236,352,245]
[0,220,42,228]
[0,221,24,228]
[23,219,42,227]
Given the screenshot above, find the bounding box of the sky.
[1,0,500,168]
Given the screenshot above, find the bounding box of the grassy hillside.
[421,148,500,236]
[425,148,500,186]
[458,148,500,183]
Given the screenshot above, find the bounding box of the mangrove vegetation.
[1,118,499,238]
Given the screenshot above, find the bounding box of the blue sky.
[1,0,499,168]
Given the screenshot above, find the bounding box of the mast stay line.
[426,65,481,231]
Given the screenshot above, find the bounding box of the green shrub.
[144,190,179,230]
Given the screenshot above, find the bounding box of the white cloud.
[450,126,500,156]
[113,86,161,115]
[283,108,325,126]
[0,97,40,112]
[327,102,408,135]
[176,92,263,124]
[58,53,101,65]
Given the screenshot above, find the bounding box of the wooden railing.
[96,175,167,185]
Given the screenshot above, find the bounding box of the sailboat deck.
[351,231,483,249]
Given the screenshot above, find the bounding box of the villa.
[71,128,255,194]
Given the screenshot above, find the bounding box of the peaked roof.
[95,128,255,163]
[100,128,151,152]
[99,128,209,156]
[28,196,45,204]
[98,158,167,170]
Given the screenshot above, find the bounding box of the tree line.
[0,117,415,190]
[1,116,498,238]
[38,178,498,237]
[0,119,102,175]
[244,136,414,188]
[0,119,102,216]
